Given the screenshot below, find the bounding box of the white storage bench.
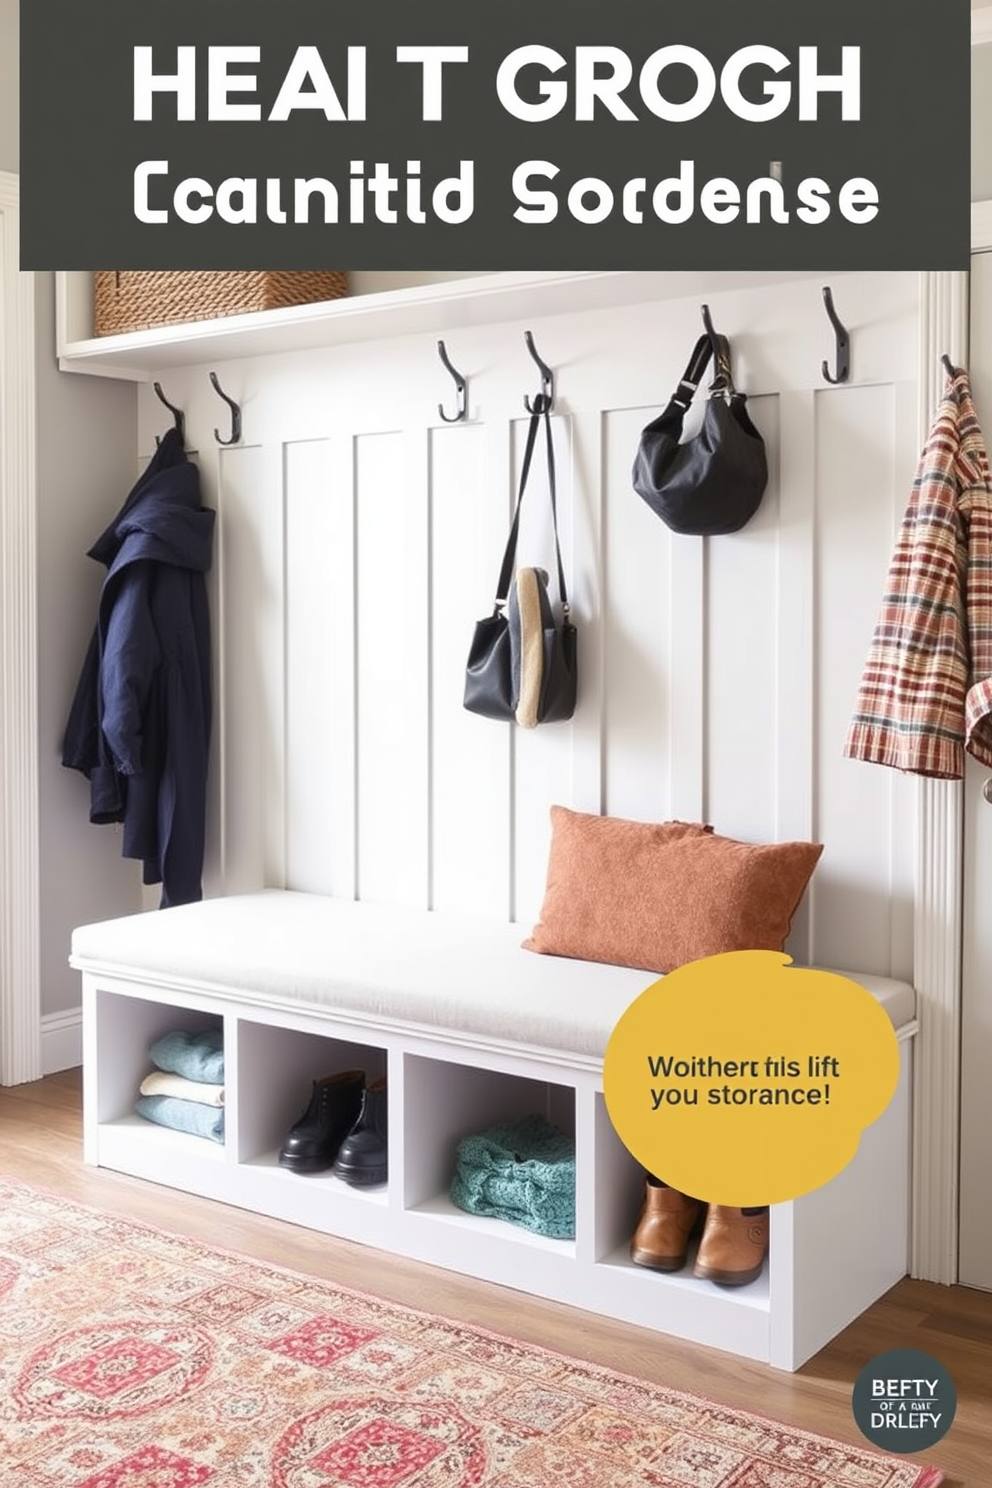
[71,890,918,1371]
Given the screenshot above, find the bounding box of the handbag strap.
[492,393,570,616]
[667,332,736,415]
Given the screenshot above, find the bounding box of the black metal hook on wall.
[523,330,555,412]
[209,371,243,445]
[821,286,850,384]
[437,340,467,423]
[941,353,959,381]
[153,381,185,446]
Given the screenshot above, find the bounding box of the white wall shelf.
[55,267,827,380]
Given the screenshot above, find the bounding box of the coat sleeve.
[964,459,992,768]
[843,397,968,780]
[100,562,160,777]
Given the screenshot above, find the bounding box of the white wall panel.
[814,383,918,977]
[772,392,817,966]
[355,429,429,907]
[666,536,706,826]
[141,270,923,983]
[215,444,286,894]
[706,394,782,842]
[774,391,817,846]
[887,387,921,981]
[510,411,579,927]
[602,407,678,824]
[430,421,512,918]
[284,438,340,896]
[565,409,605,816]
[196,449,223,902]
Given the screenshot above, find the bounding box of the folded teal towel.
[135,1094,225,1144]
[149,1028,225,1085]
[450,1114,575,1239]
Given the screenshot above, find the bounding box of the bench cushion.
[71,891,917,1061]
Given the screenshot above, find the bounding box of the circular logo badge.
[852,1348,956,1453]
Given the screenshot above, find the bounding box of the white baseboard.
[41,1008,82,1074]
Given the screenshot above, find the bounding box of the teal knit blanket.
[450,1114,575,1239]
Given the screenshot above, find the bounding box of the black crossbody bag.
[463,394,577,727]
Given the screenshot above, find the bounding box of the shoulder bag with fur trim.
[464,394,577,727]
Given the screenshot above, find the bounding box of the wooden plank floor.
[1,1068,988,1486]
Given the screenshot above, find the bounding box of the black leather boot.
[333,1078,387,1186]
[278,1070,365,1174]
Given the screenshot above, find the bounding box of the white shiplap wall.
[138,270,920,981]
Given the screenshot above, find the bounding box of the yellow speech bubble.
[603,950,900,1206]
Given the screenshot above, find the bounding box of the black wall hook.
[153,381,185,445]
[209,371,242,445]
[941,353,959,380]
[437,340,467,422]
[821,286,850,384]
[523,330,555,412]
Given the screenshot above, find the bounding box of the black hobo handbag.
[464,394,577,726]
[632,331,768,536]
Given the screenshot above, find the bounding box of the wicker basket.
[93,271,348,337]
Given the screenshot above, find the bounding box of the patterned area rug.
[0,1179,942,1488]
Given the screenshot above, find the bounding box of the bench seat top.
[71,891,917,1062]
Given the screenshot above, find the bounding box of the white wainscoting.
[137,270,920,982]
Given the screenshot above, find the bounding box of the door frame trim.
[0,172,42,1086]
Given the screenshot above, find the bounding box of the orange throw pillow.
[523,806,823,974]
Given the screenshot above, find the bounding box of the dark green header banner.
[19,0,971,271]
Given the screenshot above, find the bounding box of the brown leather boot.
[630,1176,701,1271]
[693,1206,769,1285]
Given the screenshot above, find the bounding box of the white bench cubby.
[73,891,917,1371]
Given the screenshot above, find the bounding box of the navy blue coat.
[63,429,215,907]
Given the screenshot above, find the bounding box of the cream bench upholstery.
[72,890,917,1371]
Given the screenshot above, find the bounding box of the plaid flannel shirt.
[844,369,992,780]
